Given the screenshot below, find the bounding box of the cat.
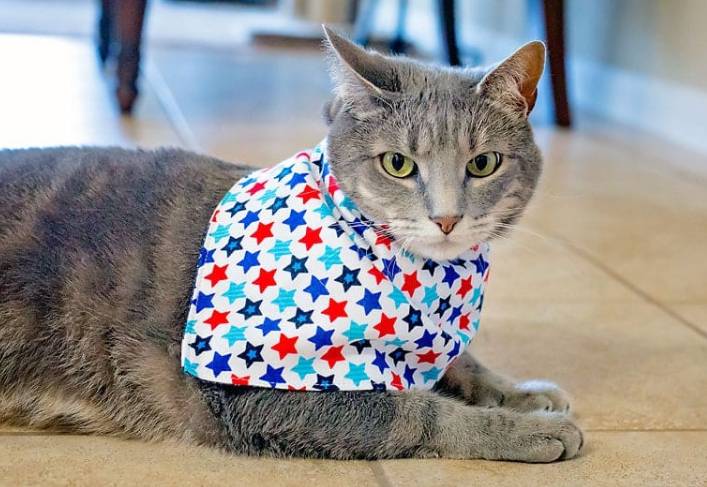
[0,27,583,462]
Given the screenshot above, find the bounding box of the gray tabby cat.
[0,28,583,462]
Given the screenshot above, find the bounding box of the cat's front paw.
[503,380,571,413]
[502,412,584,463]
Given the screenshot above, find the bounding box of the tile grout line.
[548,231,707,341]
[369,462,395,487]
[142,59,202,152]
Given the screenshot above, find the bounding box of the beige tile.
[671,304,707,335]
[379,431,707,487]
[0,34,181,150]
[0,435,380,487]
[526,128,707,303]
[471,300,707,430]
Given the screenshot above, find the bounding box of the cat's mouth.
[399,234,481,261]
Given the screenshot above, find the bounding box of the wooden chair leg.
[114,0,147,114]
[97,0,112,64]
[542,0,571,127]
[438,0,460,66]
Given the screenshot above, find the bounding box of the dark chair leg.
[438,0,460,66]
[542,0,571,127]
[114,0,147,114]
[97,0,112,64]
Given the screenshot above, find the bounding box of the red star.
[205,310,230,330]
[253,268,277,293]
[459,314,471,330]
[322,298,348,322]
[401,271,421,297]
[457,276,473,298]
[272,334,298,359]
[321,345,345,369]
[416,350,441,364]
[327,177,340,196]
[375,233,393,250]
[484,268,491,282]
[368,266,386,284]
[297,184,321,204]
[390,373,404,390]
[210,209,220,223]
[287,385,307,391]
[246,180,266,196]
[298,226,322,250]
[373,313,397,337]
[204,264,228,287]
[251,222,274,244]
[230,374,250,386]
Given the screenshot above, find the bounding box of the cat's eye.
[467,152,502,178]
[380,152,417,178]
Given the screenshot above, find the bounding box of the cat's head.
[322,27,545,261]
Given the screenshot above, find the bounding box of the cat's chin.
[404,238,475,262]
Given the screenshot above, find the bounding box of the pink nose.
[431,215,461,235]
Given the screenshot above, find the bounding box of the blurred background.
[1,1,706,485]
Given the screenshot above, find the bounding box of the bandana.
[181,144,490,391]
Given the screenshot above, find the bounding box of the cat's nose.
[431,215,462,235]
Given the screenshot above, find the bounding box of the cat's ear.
[323,25,402,99]
[477,41,545,116]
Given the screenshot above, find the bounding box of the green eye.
[380,152,417,178]
[467,152,502,178]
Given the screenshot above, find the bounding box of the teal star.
[342,321,367,342]
[223,325,247,346]
[291,356,316,380]
[209,224,231,243]
[183,359,198,376]
[421,285,438,308]
[257,188,278,203]
[388,287,408,309]
[220,192,237,204]
[402,249,416,262]
[421,366,442,383]
[339,195,357,211]
[222,282,245,304]
[318,245,342,270]
[345,362,369,386]
[313,203,332,219]
[184,319,197,334]
[385,337,406,347]
[459,332,472,346]
[272,289,296,312]
[472,318,480,331]
[470,287,481,306]
[268,239,292,261]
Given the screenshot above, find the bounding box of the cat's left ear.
[477,41,546,116]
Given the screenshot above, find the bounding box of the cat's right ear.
[323,25,402,100]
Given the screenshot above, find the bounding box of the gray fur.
[0,31,583,462]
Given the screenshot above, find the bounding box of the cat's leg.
[435,352,571,413]
[199,384,582,462]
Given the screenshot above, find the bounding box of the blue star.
[447,339,461,360]
[351,217,368,237]
[345,363,369,387]
[357,289,382,314]
[283,255,308,279]
[291,308,314,328]
[286,172,308,188]
[238,176,257,187]
[226,201,246,217]
[189,335,211,356]
[239,209,260,228]
[328,221,345,237]
[303,276,329,302]
[382,257,402,280]
[194,291,214,312]
[313,373,339,391]
[403,365,416,387]
[237,341,264,367]
[283,209,307,231]
[221,236,243,257]
[387,287,408,309]
[442,265,460,287]
[291,356,316,380]
[198,248,215,267]
[237,250,260,273]
[372,350,389,374]
[349,243,369,260]
[238,298,262,319]
[342,321,367,342]
[351,339,371,353]
[448,305,462,324]
[274,165,293,181]
[403,308,423,331]
[308,326,334,350]
[421,366,442,383]
[206,352,232,377]
[472,254,489,275]
[272,289,296,312]
[268,239,292,261]
[223,325,247,346]
[440,331,452,345]
[370,381,388,391]
[209,224,231,243]
[415,330,437,349]
[268,196,288,213]
[256,317,281,336]
[318,246,343,271]
[435,296,451,317]
[389,347,409,366]
[422,259,439,275]
[222,282,245,304]
[335,266,360,291]
[260,365,286,388]
[183,359,198,376]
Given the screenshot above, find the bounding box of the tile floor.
[0,34,706,486]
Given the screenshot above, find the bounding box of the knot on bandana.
[181,144,490,391]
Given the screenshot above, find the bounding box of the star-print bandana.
[181,144,491,391]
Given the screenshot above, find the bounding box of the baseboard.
[570,58,707,158]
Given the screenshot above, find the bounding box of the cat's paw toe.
[513,413,584,463]
[504,380,571,413]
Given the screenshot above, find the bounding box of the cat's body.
[0,30,584,462]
